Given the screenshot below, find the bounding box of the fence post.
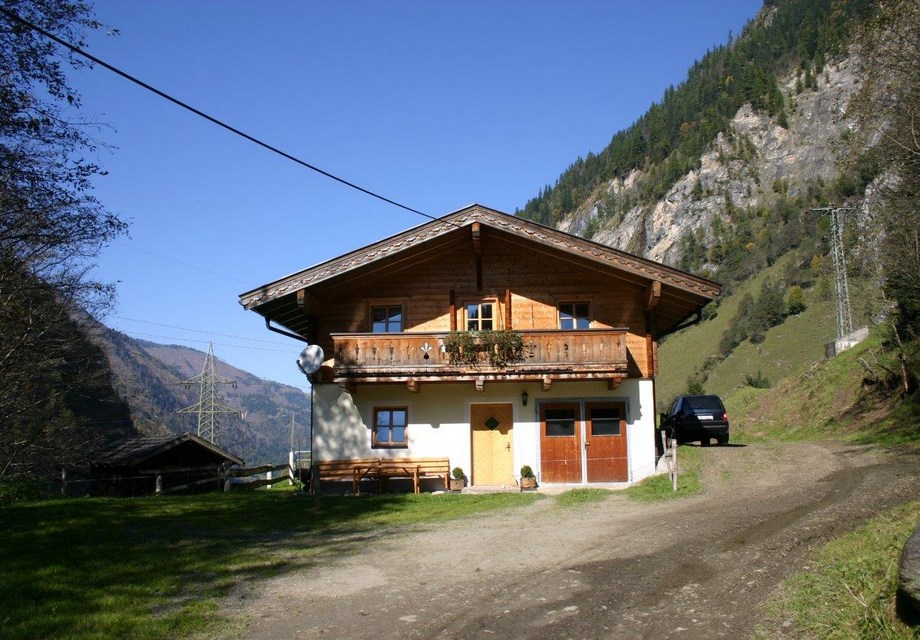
[61,467,68,498]
[155,473,163,495]
[671,438,678,492]
[265,470,272,490]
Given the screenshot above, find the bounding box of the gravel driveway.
[226,441,920,639]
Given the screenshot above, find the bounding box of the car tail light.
[723,412,728,421]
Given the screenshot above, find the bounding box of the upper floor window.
[466,302,495,331]
[373,407,408,448]
[559,302,590,329]
[371,305,403,333]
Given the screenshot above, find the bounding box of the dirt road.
[229,442,920,639]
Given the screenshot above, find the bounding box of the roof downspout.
[264,318,309,343]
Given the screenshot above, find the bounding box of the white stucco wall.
[312,378,658,485]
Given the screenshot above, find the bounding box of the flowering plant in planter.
[443,330,524,368]
[480,330,524,367]
[443,331,478,366]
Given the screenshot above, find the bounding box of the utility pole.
[177,342,238,445]
[812,205,856,341]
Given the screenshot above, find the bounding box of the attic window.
[559,302,590,330]
[466,302,494,331]
[371,305,403,333]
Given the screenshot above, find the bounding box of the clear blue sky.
[72,1,763,390]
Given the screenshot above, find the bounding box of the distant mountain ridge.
[97,327,309,465]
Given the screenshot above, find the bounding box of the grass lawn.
[554,487,614,507]
[758,501,920,639]
[0,489,540,640]
[625,445,702,502]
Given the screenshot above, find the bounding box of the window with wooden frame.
[370,304,403,333]
[466,301,497,331]
[558,301,591,330]
[544,407,578,437]
[372,407,408,448]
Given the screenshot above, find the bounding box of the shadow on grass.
[0,489,539,640]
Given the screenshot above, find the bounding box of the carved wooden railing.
[331,329,628,382]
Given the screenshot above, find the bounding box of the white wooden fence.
[139,462,297,495]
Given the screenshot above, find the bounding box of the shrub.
[744,371,772,388]
[787,285,807,315]
[687,374,705,395]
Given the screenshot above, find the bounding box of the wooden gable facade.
[241,205,720,488]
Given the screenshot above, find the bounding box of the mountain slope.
[517,0,880,303]
[518,0,870,232]
[510,0,906,421]
[655,252,837,408]
[97,328,309,464]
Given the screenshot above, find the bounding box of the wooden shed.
[90,432,243,497]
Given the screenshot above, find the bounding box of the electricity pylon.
[812,205,856,341]
[178,342,238,445]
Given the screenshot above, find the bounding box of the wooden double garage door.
[541,402,628,483]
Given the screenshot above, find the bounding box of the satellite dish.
[297,344,325,376]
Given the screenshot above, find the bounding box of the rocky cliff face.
[560,54,863,268]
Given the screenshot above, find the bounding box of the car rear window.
[684,396,724,411]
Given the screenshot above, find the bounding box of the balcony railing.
[330,329,628,383]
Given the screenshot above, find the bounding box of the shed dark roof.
[93,432,243,468]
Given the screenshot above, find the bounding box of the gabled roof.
[92,432,243,468]
[239,204,721,337]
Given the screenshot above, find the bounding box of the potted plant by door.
[519,465,538,491]
[450,467,466,492]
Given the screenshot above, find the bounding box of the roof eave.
[239,204,722,311]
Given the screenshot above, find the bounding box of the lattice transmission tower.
[813,205,856,341]
[178,342,238,445]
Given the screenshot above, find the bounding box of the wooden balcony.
[330,329,629,387]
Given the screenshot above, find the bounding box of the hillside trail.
[225,441,920,639]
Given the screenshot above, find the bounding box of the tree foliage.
[0,1,131,484]
[719,280,789,356]
[852,0,920,336]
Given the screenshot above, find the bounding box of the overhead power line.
[117,329,295,353]
[2,8,450,226]
[113,241,255,285]
[112,315,295,345]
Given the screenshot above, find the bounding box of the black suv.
[661,395,729,445]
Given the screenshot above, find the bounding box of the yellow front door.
[471,403,514,485]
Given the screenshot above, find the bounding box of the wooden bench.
[313,457,450,495]
[312,458,379,495]
[373,457,450,494]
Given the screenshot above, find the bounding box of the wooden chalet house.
[240,205,720,488]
